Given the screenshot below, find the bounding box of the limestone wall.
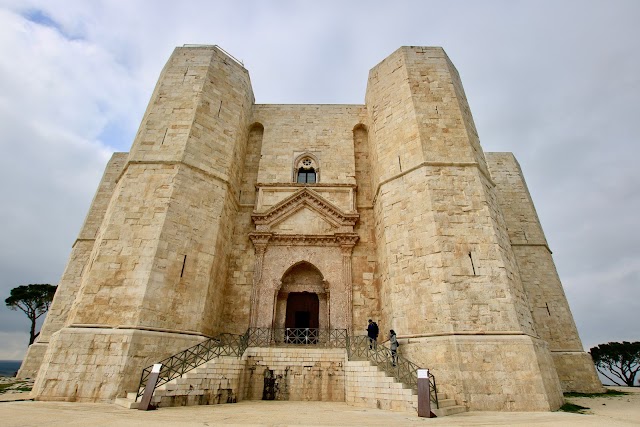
[31,45,255,401]
[25,44,598,408]
[365,46,563,410]
[152,356,245,407]
[402,335,563,411]
[252,105,365,185]
[352,125,381,329]
[18,153,127,378]
[221,207,255,333]
[366,47,536,336]
[486,152,604,392]
[220,104,379,334]
[32,328,204,402]
[239,124,264,205]
[242,347,345,401]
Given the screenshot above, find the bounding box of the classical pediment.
[252,188,358,230]
[270,206,336,235]
[250,188,359,247]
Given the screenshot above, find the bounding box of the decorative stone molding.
[249,234,270,328]
[250,233,359,247]
[252,187,359,230]
[340,243,355,333]
[292,152,321,183]
[248,185,360,332]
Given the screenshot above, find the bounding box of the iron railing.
[347,335,438,409]
[135,332,247,401]
[135,328,437,410]
[245,328,348,347]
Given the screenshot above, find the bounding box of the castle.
[19,45,603,411]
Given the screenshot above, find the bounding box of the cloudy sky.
[0,0,638,361]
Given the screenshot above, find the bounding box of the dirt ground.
[0,386,638,426]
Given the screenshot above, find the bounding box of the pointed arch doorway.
[273,262,330,339]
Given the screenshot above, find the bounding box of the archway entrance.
[285,292,319,329]
[284,292,319,344]
[273,262,329,338]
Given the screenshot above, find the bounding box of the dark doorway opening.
[285,292,319,344]
[295,310,311,329]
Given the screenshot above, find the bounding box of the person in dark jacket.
[367,319,379,349]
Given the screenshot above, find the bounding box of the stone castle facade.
[19,45,603,411]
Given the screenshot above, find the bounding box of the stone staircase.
[345,360,466,417]
[115,355,243,409]
[115,346,466,417]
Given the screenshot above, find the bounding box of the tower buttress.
[486,152,604,393]
[365,46,564,410]
[31,46,254,401]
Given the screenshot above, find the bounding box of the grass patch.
[559,402,590,413]
[0,381,32,394]
[564,389,629,398]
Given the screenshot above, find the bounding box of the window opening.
[296,156,317,183]
[297,167,316,183]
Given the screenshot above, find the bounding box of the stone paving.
[0,387,638,426]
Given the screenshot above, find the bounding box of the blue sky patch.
[22,9,83,41]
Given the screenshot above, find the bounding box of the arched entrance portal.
[274,262,329,334]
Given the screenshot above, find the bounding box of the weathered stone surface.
[486,152,604,393]
[20,45,602,410]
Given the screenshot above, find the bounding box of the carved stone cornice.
[249,232,359,248]
[258,182,357,189]
[337,234,359,248]
[252,188,359,229]
[249,232,359,247]
[248,232,271,247]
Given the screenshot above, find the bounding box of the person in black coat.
[367,319,379,349]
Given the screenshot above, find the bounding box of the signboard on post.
[417,369,433,418]
[138,364,162,411]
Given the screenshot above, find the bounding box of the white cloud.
[0,7,120,339]
[0,0,637,361]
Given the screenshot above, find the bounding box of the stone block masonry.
[21,44,603,410]
[486,152,604,393]
[149,348,423,414]
[28,46,254,401]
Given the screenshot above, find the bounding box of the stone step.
[114,397,138,409]
[410,393,464,415]
[436,398,457,408]
[433,405,467,417]
[123,346,466,416]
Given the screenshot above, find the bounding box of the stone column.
[249,233,271,328]
[339,236,357,333]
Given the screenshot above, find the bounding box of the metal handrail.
[135,328,437,410]
[346,335,439,409]
[245,328,348,347]
[134,328,346,401]
[135,332,247,401]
